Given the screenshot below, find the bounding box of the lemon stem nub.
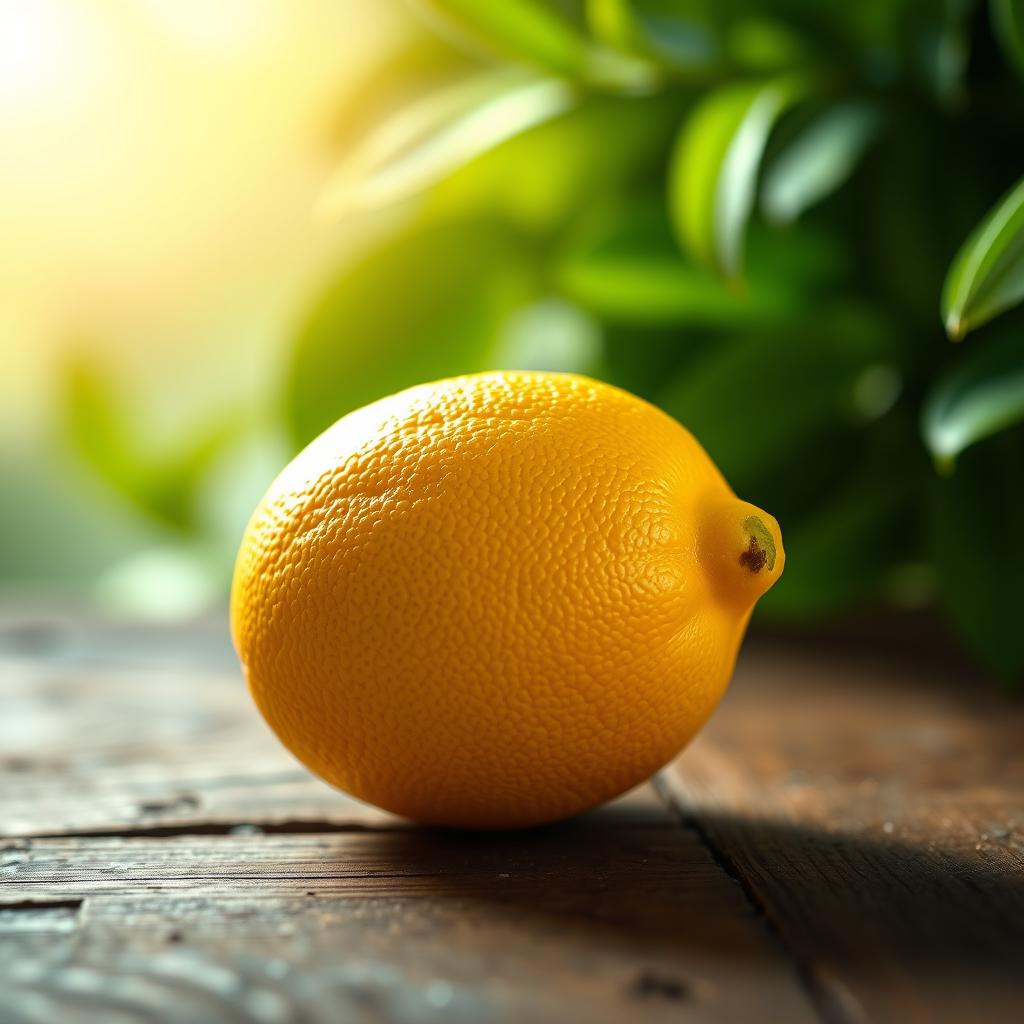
[740,516,776,574]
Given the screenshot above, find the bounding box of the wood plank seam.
[654,773,864,1024]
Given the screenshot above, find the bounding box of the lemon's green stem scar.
[740,515,777,574]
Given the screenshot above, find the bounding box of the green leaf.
[656,311,893,491]
[624,2,720,70]
[942,175,1024,339]
[411,0,656,90]
[761,102,879,223]
[589,1,810,75]
[903,0,973,106]
[586,0,642,52]
[64,357,131,495]
[411,0,590,75]
[725,18,809,72]
[423,92,678,234]
[554,198,836,325]
[284,219,531,448]
[326,32,483,151]
[63,357,235,533]
[992,0,1024,75]
[319,68,577,219]
[668,76,809,279]
[931,432,1024,682]
[922,326,1024,465]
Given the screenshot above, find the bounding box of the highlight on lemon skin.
[697,497,785,609]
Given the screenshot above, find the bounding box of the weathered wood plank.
[13,606,1024,1021]
[0,653,676,837]
[1,822,817,1023]
[663,638,1024,1024]
[0,628,388,837]
[0,609,818,1023]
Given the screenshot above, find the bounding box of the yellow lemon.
[232,372,783,828]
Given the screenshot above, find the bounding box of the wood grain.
[0,609,815,1024]
[0,612,391,837]
[5,607,1024,1022]
[663,637,1024,1024]
[0,824,819,1024]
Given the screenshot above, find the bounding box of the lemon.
[232,372,783,827]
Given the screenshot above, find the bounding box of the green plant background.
[12,0,1024,682]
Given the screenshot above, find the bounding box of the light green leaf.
[64,356,130,495]
[668,76,808,279]
[411,0,590,75]
[586,0,646,53]
[555,198,834,325]
[423,92,678,234]
[923,326,1024,465]
[992,0,1024,75]
[63,357,236,533]
[319,68,577,219]
[942,175,1024,339]
[931,433,1024,682]
[284,219,531,448]
[327,32,483,150]
[761,102,879,223]
[411,0,656,90]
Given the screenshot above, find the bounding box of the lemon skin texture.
[231,371,783,828]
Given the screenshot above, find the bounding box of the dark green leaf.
[992,0,1024,75]
[923,326,1024,465]
[284,219,531,448]
[941,175,1024,339]
[931,432,1024,682]
[319,68,577,219]
[628,2,719,70]
[656,310,894,491]
[668,76,809,279]
[724,18,809,71]
[761,102,879,223]
[903,0,973,105]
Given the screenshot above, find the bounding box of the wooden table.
[2,609,1022,1023]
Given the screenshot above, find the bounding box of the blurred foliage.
[64,356,239,535]
[64,0,1024,680]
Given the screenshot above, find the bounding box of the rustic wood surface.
[1,607,1022,1023]
[660,635,1024,1024]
